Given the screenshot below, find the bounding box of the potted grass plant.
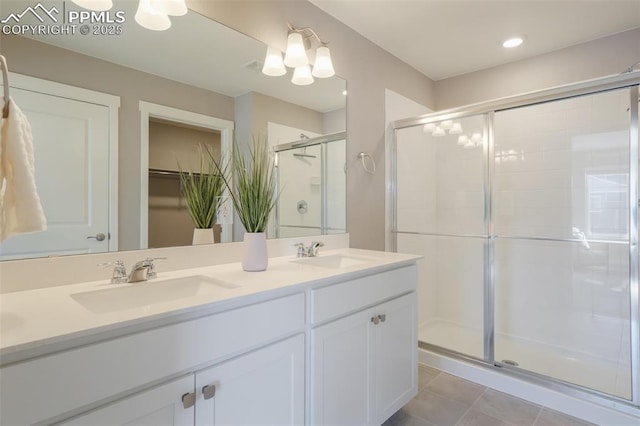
[177,145,226,245]
[210,137,277,271]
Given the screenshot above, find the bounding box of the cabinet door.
[58,375,195,426]
[375,293,418,424]
[195,334,304,426]
[311,307,375,426]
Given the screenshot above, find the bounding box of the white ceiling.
[309,0,640,81]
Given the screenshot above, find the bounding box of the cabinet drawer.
[0,292,304,425]
[311,265,416,324]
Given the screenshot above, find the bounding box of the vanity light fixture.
[432,126,445,137]
[72,0,187,31]
[292,64,314,86]
[449,121,463,134]
[150,0,188,16]
[457,135,469,146]
[135,0,171,31]
[284,31,309,68]
[441,120,453,130]
[71,0,113,11]
[423,123,436,133]
[264,24,336,85]
[262,46,287,77]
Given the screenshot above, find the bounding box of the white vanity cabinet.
[0,293,305,425]
[195,334,305,425]
[58,375,196,426]
[58,335,305,426]
[0,251,420,426]
[310,265,418,426]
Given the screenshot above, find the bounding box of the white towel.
[0,97,47,242]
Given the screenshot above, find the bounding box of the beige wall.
[2,35,234,250]
[435,28,640,110]
[189,0,436,250]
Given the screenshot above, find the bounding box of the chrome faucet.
[128,260,152,283]
[98,257,166,284]
[128,257,167,282]
[307,241,324,257]
[295,241,325,258]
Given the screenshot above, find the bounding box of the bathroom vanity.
[0,246,419,425]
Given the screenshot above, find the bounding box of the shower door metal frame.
[390,72,640,410]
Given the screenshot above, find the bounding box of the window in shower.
[395,114,488,359]
[493,88,633,399]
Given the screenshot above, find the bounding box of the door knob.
[87,233,106,241]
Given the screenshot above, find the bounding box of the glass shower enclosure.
[274,132,346,238]
[390,74,640,407]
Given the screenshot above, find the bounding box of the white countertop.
[0,248,419,365]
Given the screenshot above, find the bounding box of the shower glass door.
[276,144,323,237]
[493,88,633,399]
[395,114,488,359]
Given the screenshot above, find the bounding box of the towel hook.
[0,55,9,119]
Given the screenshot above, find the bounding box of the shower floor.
[419,320,631,400]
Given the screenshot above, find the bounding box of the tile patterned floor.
[383,365,597,426]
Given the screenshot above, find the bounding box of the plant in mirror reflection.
[177,145,226,230]
[208,137,278,233]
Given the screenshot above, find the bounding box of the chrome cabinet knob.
[371,316,380,325]
[378,314,386,323]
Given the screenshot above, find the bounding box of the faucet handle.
[294,243,307,258]
[98,260,127,284]
[144,257,167,279]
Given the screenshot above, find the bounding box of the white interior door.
[0,87,111,260]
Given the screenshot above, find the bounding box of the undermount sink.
[71,275,239,314]
[290,254,374,269]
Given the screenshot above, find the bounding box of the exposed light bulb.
[71,0,113,10]
[135,0,171,31]
[262,46,286,77]
[291,65,314,85]
[284,32,309,68]
[312,45,335,78]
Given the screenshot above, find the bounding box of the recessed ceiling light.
[502,37,524,48]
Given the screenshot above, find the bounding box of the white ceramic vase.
[242,232,268,272]
[192,228,214,245]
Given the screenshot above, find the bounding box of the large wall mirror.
[0,0,346,261]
